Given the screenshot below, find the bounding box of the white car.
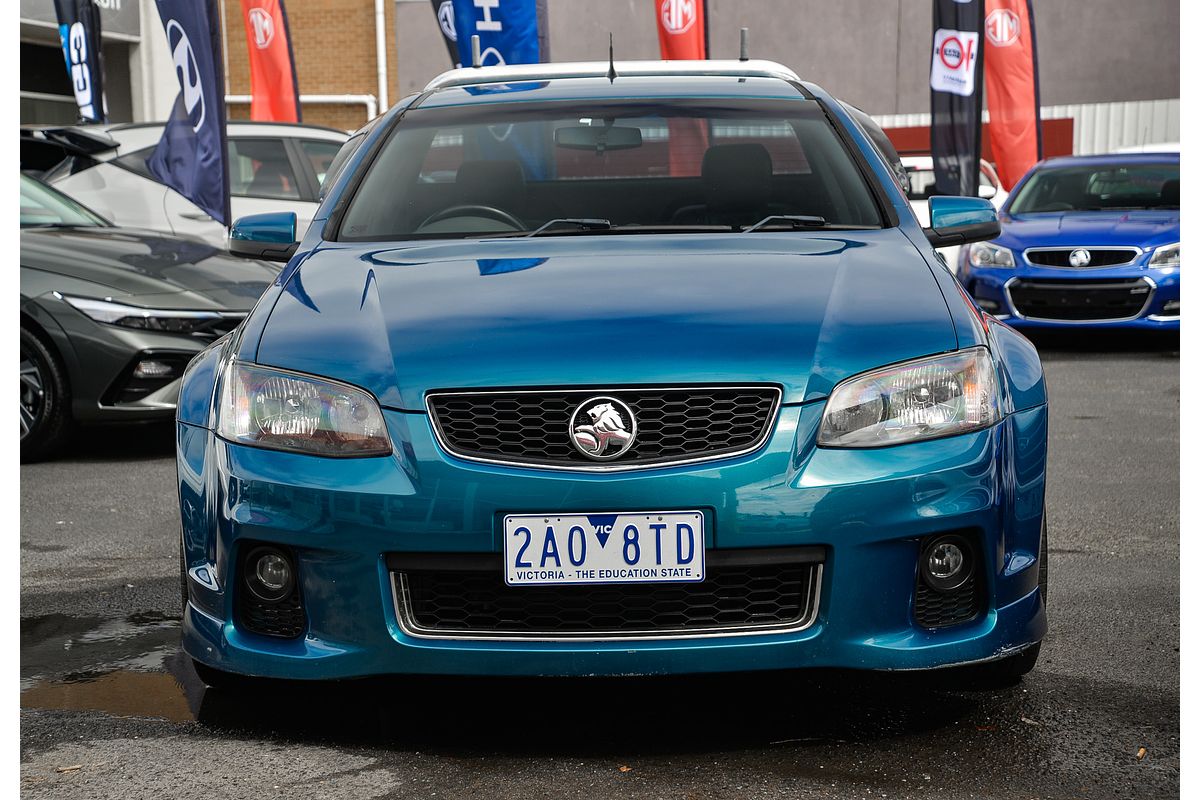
[25,122,348,248]
[902,156,1007,273]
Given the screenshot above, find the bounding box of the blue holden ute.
[959,152,1179,328]
[177,60,1049,689]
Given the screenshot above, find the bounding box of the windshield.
[1008,162,1179,213]
[20,175,108,228]
[338,99,883,240]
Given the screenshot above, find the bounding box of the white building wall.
[874,98,1180,156]
[129,0,178,122]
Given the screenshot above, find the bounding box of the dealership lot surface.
[19,331,1179,800]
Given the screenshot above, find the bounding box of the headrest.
[1160,178,1180,206]
[455,160,526,207]
[701,144,773,213]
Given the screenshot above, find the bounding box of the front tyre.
[20,326,71,462]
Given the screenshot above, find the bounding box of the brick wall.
[222,0,400,132]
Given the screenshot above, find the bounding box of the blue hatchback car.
[959,152,1179,328]
[177,60,1048,687]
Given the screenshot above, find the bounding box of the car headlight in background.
[1148,242,1179,268]
[60,294,223,333]
[818,348,1000,448]
[967,241,1015,268]
[218,362,392,457]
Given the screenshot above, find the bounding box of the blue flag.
[450,0,541,68]
[147,0,230,227]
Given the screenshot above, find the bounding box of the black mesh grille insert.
[428,387,780,468]
[392,549,822,638]
[914,574,982,628]
[1008,278,1152,321]
[1024,248,1138,267]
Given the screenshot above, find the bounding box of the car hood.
[997,210,1180,250]
[254,230,958,409]
[20,226,279,310]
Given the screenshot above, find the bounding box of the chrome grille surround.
[426,385,783,472]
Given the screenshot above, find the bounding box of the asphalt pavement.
[19,329,1180,800]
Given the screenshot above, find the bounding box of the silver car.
[23,121,347,248]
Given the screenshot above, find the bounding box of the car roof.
[1037,152,1180,169]
[415,60,812,108]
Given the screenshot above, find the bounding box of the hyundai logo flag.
[983,0,1042,189]
[240,0,302,123]
[430,0,461,66]
[147,0,231,227]
[53,0,107,123]
[930,0,985,196]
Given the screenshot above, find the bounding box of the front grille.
[1008,278,1153,321]
[914,574,982,628]
[389,548,823,639]
[1024,247,1139,268]
[427,386,780,470]
[191,314,246,342]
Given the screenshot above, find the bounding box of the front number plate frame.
[503,511,705,586]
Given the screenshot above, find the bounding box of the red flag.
[654,0,707,176]
[240,0,301,122]
[983,0,1041,189]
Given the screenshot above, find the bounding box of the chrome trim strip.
[1147,314,1180,321]
[1021,246,1142,268]
[424,59,802,91]
[390,563,822,643]
[1004,276,1157,324]
[187,600,226,628]
[424,385,783,473]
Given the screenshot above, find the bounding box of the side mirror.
[229,212,299,262]
[924,196,1000,248]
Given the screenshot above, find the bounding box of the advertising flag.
[147,0,231,227]
[654,0,708,176]
[430,0,460,66]
[240,0,301,123]
[53,0,107,123]
[930,0,985,196]
[450,0,541,67]
[655,0,707,60]
[983,0,1041,189]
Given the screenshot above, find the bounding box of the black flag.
[53,0,107,123]
[930,0,984,196]
[146,0,230,226]
[430,0,460,66]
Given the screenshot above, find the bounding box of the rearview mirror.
[554,125,642,152]
[924,196,1000,248]
[229,212,299,262]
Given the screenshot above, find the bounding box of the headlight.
[967,241,1015,268]
[60,294,223,333]
[1148,242,1179,268]
[217,362,392,457]
[818,348,1000,448]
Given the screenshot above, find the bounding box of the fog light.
[243,546,294,602]
[975,298,1001,314]
[920,534,973,592]
[132,359,176,379]
[1162,300,1180,315]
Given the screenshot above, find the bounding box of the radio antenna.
[739,27,750,61]
[471,34,482,68]
[607,33,618,82]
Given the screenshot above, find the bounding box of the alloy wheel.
[19,351,45,440]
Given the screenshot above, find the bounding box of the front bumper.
[179,402,1048,679]
[964,265,1180,329]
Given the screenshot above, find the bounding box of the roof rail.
[423,59,801,92]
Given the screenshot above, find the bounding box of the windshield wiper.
[525,218,612,237]
[741,215,828,233]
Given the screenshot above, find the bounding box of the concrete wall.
[393,0,1180,115]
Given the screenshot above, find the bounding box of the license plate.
[503,511,705,586]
